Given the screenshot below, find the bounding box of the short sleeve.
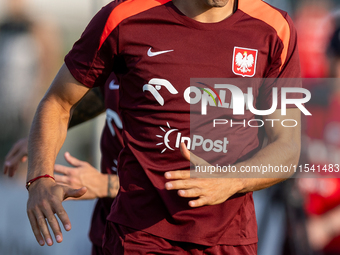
[258,14,302,110]
[265,14,301,79]
[64,1,122,88]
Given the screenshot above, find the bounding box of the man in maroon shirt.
[25,0,302,254]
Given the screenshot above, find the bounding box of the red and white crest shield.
[232,47,258,77]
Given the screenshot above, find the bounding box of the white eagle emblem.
[235,51,255,73]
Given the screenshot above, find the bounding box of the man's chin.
[205,0,231,8]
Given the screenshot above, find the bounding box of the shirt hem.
[107,218,258,246]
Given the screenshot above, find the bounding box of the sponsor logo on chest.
[156,122,228,154]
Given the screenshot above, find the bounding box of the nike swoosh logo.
[147,47,174,57]
[109,80,119,90]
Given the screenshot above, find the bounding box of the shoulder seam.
[239,0,291,70]
[98,0,171,50]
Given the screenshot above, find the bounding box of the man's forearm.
[235,110,301,193]
[27,98,70,181]
[235,136,300,193]
[27,63,89,182]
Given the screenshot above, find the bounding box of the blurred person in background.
[0,0,61,170]
[285,2,340,255]
[3,73,122,255]
[298,23,340,255]
[294,0,334,79]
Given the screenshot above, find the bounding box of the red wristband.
[26,174,55,191]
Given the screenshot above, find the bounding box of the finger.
[180,142,190,161]
[4,152,22,176]
[42,205,63,244]
[64,152,83,167]
[165,180,194,190]
[54,164,70,175]
[188,197,210,208]
[8,150,26,165]
[164,170,191,180]
[27,210,45,246]
[5,142,26,165]
[8,165,19,177]
[179,142,208,166]
[34,208,53,246]
[51,200,72,232]
[189,152,209,167]
[4,142,21,162]
[54,175,70,185]
[64,186,87,200]
[4,147,27,176]
[177,188,202,198]
[3,162,10,174]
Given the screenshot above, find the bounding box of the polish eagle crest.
[232,47,258,77]
[235,51,254,73]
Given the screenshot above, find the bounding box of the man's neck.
[172,0,236,23]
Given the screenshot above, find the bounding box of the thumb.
[180,142,209,167]
[180,142,190,161]
[64,152,83,167]
[64,186,87,200]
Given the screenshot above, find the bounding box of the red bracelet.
[26,174,55,191]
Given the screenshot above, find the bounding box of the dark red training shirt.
[65,0,301,246]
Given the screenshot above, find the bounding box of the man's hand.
[164,143,243,207]
[165,109,301,208]
[3,137,28,177]
[54,152,117,199]
[26,178,87,246]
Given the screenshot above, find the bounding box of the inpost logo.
[156,122,229,154]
